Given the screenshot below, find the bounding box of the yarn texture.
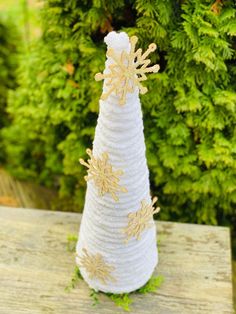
[76,31,159,293]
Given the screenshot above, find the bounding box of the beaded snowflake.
[123,197,160,242]
[79,148,127,201]
[95,35,160,105]
[78,248,116,284]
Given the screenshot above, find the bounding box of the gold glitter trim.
[78,248,116,284]
[79,148,127,201]
[123,197,160,242]
[95,35,160,105]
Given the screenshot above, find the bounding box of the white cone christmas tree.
[76,31,160,294]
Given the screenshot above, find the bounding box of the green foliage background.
[0,16,18,162]
[2,0,236,229]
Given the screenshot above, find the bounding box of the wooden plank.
[0,206,233,314]
[0,168,56,209]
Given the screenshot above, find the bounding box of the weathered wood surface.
[0,207,233,314]
[0,168,56,209]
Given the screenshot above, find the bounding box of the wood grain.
[0,168,56,209]
[0,206,234,314]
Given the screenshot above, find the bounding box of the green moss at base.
[66,234,78,252]
[65,266,82,292]
[66,265,164,312]
[66,234,164,311]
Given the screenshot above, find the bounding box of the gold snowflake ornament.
[95,35,160,105]
[79,148,127,201]
[78,248,116,284]
[123,197,160,242]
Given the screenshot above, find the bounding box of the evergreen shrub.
[3,0,236,229]
[0,17,18,162]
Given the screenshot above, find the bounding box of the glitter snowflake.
[123,197,160,242]
[79,148,127,201]
[95,35,160,105]
[78,248,116,284]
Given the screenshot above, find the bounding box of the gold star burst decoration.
[79,148,127,201]
[95,35,160,105]
[78,248,116,284]
[123,197,160,242]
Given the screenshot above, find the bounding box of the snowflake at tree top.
[95,32,160,105]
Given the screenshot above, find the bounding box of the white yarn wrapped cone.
[76,31,158,293]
